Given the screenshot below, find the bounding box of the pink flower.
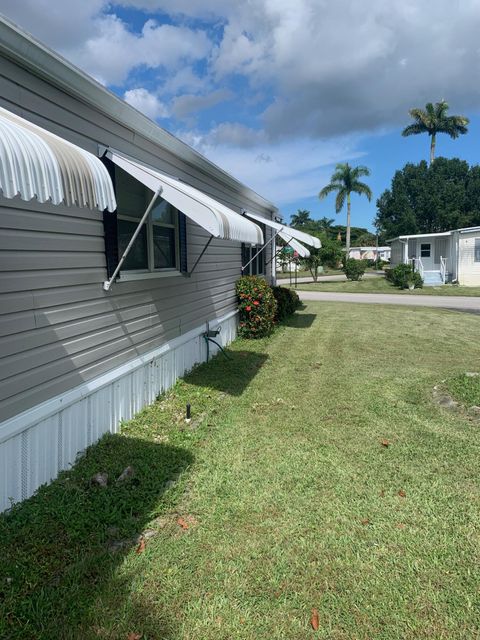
[245,305,252,311]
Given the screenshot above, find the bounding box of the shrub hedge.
[343,258,367,281]
[236,276,277,338]
[386,263,423,289]
[272,285,301,321]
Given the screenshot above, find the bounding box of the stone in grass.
[465,372,479,377]
[91,472,108,487]
[436,395,458,410]
[116,466,135,483]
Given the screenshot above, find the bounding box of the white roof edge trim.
[244,211,321,248]
[107,150,263,246]
[278,232,310,258]
[0,105,116,212]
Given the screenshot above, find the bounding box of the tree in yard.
[318,216,335,235]
[375,158,480,238]
[402,100,469,165]
[319,163,372,253]
[290,209,311,227]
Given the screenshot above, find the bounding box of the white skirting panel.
[0,310,238,512]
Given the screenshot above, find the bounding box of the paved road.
[277,271,384,285]
[298,290,480,313]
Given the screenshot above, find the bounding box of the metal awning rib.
[279,232,310,257]
[0,106,116,212]
[106,150,264,246]
[244,210,321,248]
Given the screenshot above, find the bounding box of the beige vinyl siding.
[0,56,274,422]
[458,232,480,286]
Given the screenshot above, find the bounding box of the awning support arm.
[241,229,281,272]
[103,186,162,291]
[187,235,213,277]
[265,234,295,266]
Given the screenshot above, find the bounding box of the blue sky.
[3,0,480,231]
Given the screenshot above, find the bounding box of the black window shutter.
[101,156,119,279]
[241,243,249,274]
[103,211,119,278]
[178,211,188,273]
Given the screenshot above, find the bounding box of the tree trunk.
[430,133,436,165]
[346,193,351,253]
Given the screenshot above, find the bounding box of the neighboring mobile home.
[348,246,391,261]
[389,227,480,286]
[0,17,319,511]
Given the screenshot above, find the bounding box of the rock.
[469,405,480,415]
[142,528,158,540]
[465,372,479,377]
[91,472,108,487]
[116,466,135,483]
[437,396,458,410]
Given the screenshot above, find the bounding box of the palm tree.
[290,209,311,227]
[318,216,335,234]
[402,100,469,165]
[318,163,372,252]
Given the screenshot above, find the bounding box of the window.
[116,167,178,272]
[475,238,480,262]
[242,222,266,275]
[420,243,431,258]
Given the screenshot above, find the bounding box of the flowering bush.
[236,275,277,338]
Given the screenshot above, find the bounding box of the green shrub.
[387,263,423,289]
[343,258,367,281]
[236,276,277,338]
[272,286,301,321]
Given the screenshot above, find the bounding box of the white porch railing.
[411,257,424,279]
[440,256,447,284]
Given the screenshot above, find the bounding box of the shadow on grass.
[0,433,193,640]
[186,349,269,396]
[280,312,317,328]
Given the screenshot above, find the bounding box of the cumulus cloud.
[124,88,169,120]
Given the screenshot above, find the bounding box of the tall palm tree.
[319,163,372,252]
[402,100,469,165]
[318,216,335,234]
[290,209,311,227]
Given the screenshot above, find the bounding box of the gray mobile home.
[0,17,299,511]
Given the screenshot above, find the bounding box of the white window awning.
[279,232,310,258]
[106,150,264,246]
[0,106,116,212]
[244,211,321,249]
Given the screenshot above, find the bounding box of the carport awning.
[244,211,321,248]
[279,232,310,257]
[0,106,116,212]
[106,150,264,246]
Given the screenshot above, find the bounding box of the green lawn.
[276,268,344,280]
[294,276,480,296]
[1,303,480,639]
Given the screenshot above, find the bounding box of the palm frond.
[335,189,347,213]
[408,107,431,129]
[402,123,428,137]
[351,165,371,179]
[352,182,373,201]
[319,182,343,199]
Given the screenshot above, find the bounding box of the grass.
[1,303,480,639]
[294,276,480,296]
[445,373,480,407]
[276,268,345,280]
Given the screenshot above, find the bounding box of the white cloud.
[124,88,169,120]
[74,16,211,85]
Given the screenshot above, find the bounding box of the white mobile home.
[348,246,391,261]
[0,17,319,511]
[389,227,480,286]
